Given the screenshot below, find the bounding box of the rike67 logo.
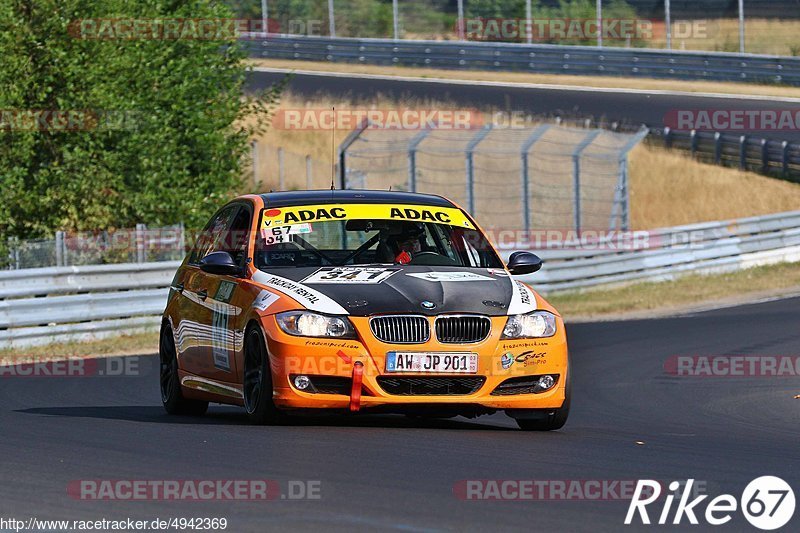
[626,477,795,530]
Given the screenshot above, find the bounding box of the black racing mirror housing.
[199,251,241,276]
[507,251,543,275]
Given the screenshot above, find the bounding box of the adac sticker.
[261,203,475,230]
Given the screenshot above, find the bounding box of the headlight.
[276,311,356,338]
[501,311,557,339]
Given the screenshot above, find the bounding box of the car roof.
[258,189,456,208]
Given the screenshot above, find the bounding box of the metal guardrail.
[511,210,800,291]
[243,35,800,85]
[0,262,179,347]
[3,211,800,347]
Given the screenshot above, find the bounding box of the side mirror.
[507,251,543,275]
[199,251,241,276]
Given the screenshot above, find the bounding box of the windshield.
[255,203,503,269]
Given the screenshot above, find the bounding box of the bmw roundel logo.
[421,301,436,309]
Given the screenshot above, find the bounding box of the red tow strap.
[349,361,364,412]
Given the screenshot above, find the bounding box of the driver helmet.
[386,222,425,264]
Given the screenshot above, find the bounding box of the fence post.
[278,147,285,190]
[714,132,722,164]
[571,130,602,234]
[251,140,259,188]
[338,119,370,188]
[760,139,769,174]
[178,222,186,254]
[136,223,146,263]
[464,125,493,214]
[306,155,313,189]
[407,130,431,192]
[739,135,747,170]
[520,125,551,235]
[665,0,672,49]
[782,141,789,178]
[611,127,649,231]
[689,129,697,157]
[663,126,672,149]
[55,231,65,267]
[328,0,336,37]
[12,237,20,270]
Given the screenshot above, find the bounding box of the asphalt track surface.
[1,297,798,532]
[245,69,800,144]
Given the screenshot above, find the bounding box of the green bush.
[0,0,281,244]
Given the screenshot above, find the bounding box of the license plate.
[385,352,478,374]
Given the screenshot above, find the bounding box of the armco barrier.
[0,262,179,348]
[243,35,800,85]
[511,210,800,291]
[2,211,800,347]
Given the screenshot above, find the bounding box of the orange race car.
[160,190,570,430]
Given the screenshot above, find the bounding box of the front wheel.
[243,326,284,425]
[159,324,208,416]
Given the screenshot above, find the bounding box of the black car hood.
[252,265,537,316]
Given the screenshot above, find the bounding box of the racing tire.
[160,324,209,416]
[243,325,284,425]
[513,368,571,431]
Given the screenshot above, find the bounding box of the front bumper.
[263,315,569,412]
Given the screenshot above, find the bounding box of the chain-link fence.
[251,142,335,191]
[233,0,800,56]
[5,224,186,270]
[340,123,648,232]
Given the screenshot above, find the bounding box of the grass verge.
[0,330,158,361]
[548,261,800,320]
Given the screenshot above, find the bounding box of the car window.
[254,217,503,269]
[227,205,253,266]
[188,205,237,265]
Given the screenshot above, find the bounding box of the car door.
[176,205,238,379]
[190,202,257,384]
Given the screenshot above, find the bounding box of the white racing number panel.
[385,352,478,374]
[302,267,400,284]
[260,223,312,245]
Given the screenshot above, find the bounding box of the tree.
[0,0,281,247]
